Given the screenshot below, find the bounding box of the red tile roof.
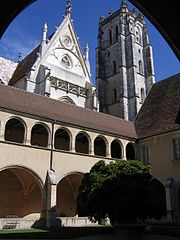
[9,46,39,86]
[135,73,180,139]
[0,84,137,139]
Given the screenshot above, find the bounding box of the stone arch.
[4,116,27,143]
[59,96,76,105]
[75,132,90,154]
[111,139,123,159]
[109,28,113,44]
[135,25,142,43]
[126,142,135,160]
[140,88,145,102]
[138,60,143,74]
[57,172,84,217]
[54,127,71,151]
[115,25,118,41]
[0,165,44,218]
[129,19,134,32]
[148,178,166,219]
[94,135,107,157]
[31,122,50,147]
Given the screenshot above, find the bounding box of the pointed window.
[115,25,118,41]
[140,88,145,103]
[109,29,112,44]
[138,60,143,74]
[61,55,71,68]
[113,61,117,74]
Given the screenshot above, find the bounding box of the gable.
[41,16,92,86]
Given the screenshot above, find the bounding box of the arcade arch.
[0,166,43,218]
[126,142,135,160]
[94,136,107,157]
[148,178,166,219]
[56,173,83,217]
[75,132,90,154]
[4,117,26,143]
[31,123,49,147]
[111,140,122,159]
[54,128,71,151]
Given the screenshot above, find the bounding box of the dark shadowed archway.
[31,123,49,147]
[0,167,43,218]
[111,140,122,159]
[57,173,83,217]
[94,136,107,157]
[75,133,89,154]
[54,128,71,151]
[148,178,166,219]
[5,118,25,143]
[126,143,135,160]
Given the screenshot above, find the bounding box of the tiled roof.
[135,73,180,139]
[0,84,137,139]
[9,45,40,86]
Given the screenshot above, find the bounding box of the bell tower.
[96,0,155,121]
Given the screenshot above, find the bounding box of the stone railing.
[51,77,87,98]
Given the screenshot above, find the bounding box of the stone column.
[106,141,111,158]
[46,170,57,228]
[0,120,4,141]
[122,142,127,160]
[89,138,94,156]
[25,127,32,145]
[71,135,76,153]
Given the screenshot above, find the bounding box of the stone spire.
[121,0,127,7]
[42,23,48,43]
[40,22,48,57]
[84,43,91,75]
[65,0,72,17]
[120,0,128,12]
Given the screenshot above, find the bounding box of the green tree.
[77,160,164,225]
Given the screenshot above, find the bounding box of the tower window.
[138,60,143,74]
[115,26,118,42]
[113,61,117,74]
[140,88,145,103]
[109,29,112,44]
[113,89,117,102]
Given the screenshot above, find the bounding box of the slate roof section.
[0,84,137,139]
[9,45,40,86]
[134,73,180,139]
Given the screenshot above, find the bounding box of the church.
[0,0,179,229]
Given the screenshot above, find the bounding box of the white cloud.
[0,26,40,62]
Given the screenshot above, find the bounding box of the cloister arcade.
[0,113,168,228]
[1,116,136,160]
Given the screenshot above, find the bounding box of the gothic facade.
[9,1,98,111]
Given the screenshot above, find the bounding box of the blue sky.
[0,0,179,84]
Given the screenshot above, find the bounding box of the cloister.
[0,84,168,228]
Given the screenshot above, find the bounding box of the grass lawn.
[0,226,113,239]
